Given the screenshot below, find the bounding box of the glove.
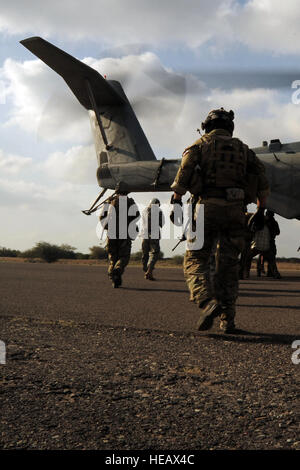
[248,207,265,232]
[170,195,183,226]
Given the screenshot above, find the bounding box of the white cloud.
[1,0,300,55]
[0,146,97,212]
[204,88,295,146]
[45,145,96,184]
[3,48,300,162]
[3,45,300,155]
[231,0,300,54]
[1,57,91,143]
[0,0,231,47]
[0,201,98,252]
[0,147,99,252]
[1,52,208,155]
[0,148,32,174]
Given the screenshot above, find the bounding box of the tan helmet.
[201,107,234,132]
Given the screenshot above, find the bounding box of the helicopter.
[21,37,300,220]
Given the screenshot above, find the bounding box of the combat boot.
[219,308,237,333]
[219,319,237,334]
[142,262,148,273]
[145,269,155,281]
[196,299,220,331]
[112,269,122,288]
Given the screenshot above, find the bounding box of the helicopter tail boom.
[21,37,157,166]
[20,37,125,108]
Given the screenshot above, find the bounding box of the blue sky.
[0,0,300,257]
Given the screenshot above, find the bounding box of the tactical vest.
[200,134,248,190]
[103,196,139,238]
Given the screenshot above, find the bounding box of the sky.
[0,0,300,257]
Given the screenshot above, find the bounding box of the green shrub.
[22,242,77,263]
[130,250,143,261]
[89,246,107,259]
[0,247,21,257]
[75,253,90,260]
[59,244,77,259]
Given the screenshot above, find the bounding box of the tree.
[130,250,143,261]
[58,244,77,259]
[0,247,21,257]
[89,246,107,259]
[22,242,77,263]
[35,242,63,263]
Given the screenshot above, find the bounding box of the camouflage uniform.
[106,238,132,280]
[99,194,140,287]
[140,200,164,280]
[247,212,281,279]
[171,127,269,331]
[265,212,281,278]
[142,239,160,272]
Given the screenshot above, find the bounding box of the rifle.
[82,190,117,215]
[171,194,198,252]
[171,213,193,251]
[172,233,186,252]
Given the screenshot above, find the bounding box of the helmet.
[149,198,160,206]
[201,107,234,133]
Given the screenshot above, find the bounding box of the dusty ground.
[0,262,299,451]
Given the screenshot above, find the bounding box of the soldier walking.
[99,190,140,288]
[140,198,164,280]
[245,210,281,279]
[265,210,281,278]
[170,108,269,333]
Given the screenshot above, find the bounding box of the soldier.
[245,215,270,278]
[170,107,270,333]
[265,210,281,279]
[99,190,140,288]
[245,210,281,279]
[140,198,164,280]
